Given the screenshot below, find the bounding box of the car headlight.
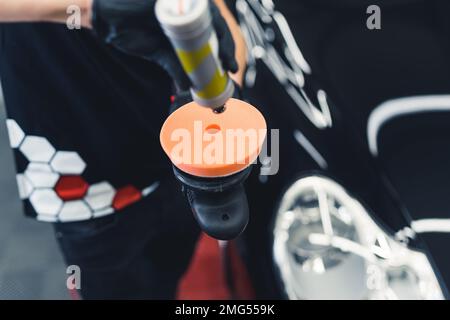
[273,175,444,300]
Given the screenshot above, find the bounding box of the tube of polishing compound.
[155,0,235,109]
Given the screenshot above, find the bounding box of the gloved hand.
[91,0,238,91]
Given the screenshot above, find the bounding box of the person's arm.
[0,0,246,84]
[0,0,92,27]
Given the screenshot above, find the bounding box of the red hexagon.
[55,176,89,201]
[112,185,142,211]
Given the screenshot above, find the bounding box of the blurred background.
[0,84,69,299]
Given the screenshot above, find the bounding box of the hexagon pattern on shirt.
[55,176,89,201]
[6,119,25,148]
[59,201,92,222]
[51,151,86,175]
[16,174,33,199]
[30,189,63,216]
[25,162,60,188]
[7,119,160,222]
[20,136,56,162]
[85,182,116,211]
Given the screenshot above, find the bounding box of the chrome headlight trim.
[273,175,444,300]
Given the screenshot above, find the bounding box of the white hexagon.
[19,136,56,162]
[85,182,115,211]
[93,207,114,218]
[6,119,25,148]
[25,163,60,188]
[16,174,34,199]
[30,189,63,216]
[36,214,58,223]
[142,181,160,197]
[50,151,86,175]
[58,201,92,222]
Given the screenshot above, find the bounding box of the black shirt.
[0,23,173,222]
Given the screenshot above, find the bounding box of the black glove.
[91,0,238,91]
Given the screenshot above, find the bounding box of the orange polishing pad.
[160,98,267,178]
